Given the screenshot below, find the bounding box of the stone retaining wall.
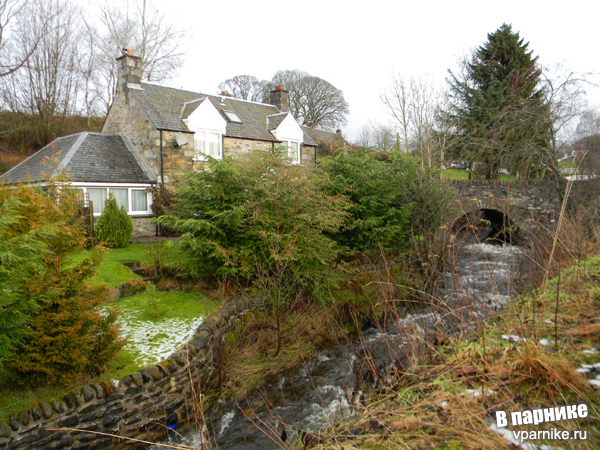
[0,296,253,450]
[131,217,157,239]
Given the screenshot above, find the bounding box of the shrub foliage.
[8,250,122,385]
[0,182,122,385]
[158,149,349,282]
[95,194,133,248]
[318,150,453,253]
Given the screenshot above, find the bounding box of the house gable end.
[271,113,304,143]
[186,98,227,135]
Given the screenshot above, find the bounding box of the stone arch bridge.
[443,180,568,242]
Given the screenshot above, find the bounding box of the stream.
[157,241,526,449]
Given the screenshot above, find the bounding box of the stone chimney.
[116,49,143,93]
[269,85,289,113]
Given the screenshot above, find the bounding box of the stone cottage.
[1,50,350,238]
[102,50,322,187]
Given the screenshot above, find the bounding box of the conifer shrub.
[1,181,123,385]
[0,181,87,368]
[8,250,123,386]
[95,193,133,248]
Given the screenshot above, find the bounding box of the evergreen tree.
[96,194,133,248]
[446,24,553,179]
[0,183,85,368]
[1,182,122,382]
[318,150,414,252]
[157,150,349,281]
[9,250,122,386]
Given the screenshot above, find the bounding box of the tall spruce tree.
[446,24,553,179]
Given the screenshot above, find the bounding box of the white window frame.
[70,183,154,216]
[193,130,223,161]
[281,140,301,164]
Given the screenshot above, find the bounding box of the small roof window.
[223,111,242,123]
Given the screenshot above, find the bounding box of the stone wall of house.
[102,92,158,181]
[104,92,317,188]
[301,144,317,165]
[131,217,156,239]
[0,296,253,450]
[223,137,273,158]
[159,130,194,187]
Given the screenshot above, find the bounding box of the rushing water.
[157,242,525,450]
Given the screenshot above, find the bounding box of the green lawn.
[100,287,219,376]
[69,242,154,288]
[441,168,516,180]
[559,160,577,169]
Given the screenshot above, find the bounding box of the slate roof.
[301,126,349,148]
[0,132,156,184]
[131,83,317,146]
[267,113,287,130]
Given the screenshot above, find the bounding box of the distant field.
[441,169,515,180]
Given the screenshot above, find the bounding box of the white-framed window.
[74,184,153,216]
[194,130,222,160]
[281,140,301,164]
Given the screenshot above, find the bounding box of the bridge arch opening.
[451,208,523,245]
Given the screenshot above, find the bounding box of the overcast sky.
[155,0,599,141]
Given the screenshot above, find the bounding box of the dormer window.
[194,131,222,160]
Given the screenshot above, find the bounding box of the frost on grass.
[118,311,205,366]
[502,334,527,344]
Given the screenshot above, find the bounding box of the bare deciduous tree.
[355,121,396,153]
[218,69,349,131]
[92,0,190,112]
[575,110,600,141]
[271,69,349,131]
[381,73,445,167]
[0,0,46,78]
[1,0,86,144]
[218,75,266,102]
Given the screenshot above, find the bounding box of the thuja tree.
[0,182,122,384]
[0,196,49,366]
[318,149,415,252]
[0,183,85,367]
[9,250,122,386]
[96,193,133,247]
[158,149,349,354]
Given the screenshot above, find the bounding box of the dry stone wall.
[0,296,253,450]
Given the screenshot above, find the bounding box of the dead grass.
[222,305,348,399]
[310,252,600,449]
[0,150,30,174]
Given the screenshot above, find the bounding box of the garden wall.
[0,296,253,450]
